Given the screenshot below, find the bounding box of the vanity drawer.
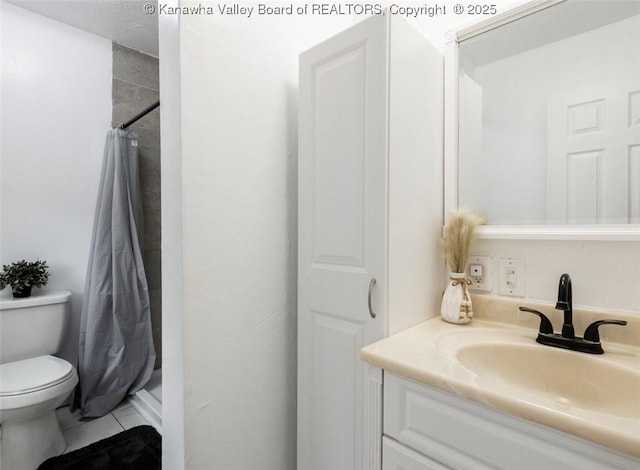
[383,436,450,470]
[383,372,638,470]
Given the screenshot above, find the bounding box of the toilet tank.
[0,290,71,364]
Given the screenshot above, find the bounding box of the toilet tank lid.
[0,290,71,310]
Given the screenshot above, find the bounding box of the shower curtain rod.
[119,100,160,130]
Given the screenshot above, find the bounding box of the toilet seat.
[0,355,77,412]
[0,355,74,396]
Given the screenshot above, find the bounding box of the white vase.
[440,272,473,324]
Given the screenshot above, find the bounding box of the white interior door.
[547,79,640,223]
[298,15,386,470]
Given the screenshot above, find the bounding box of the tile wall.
[111,43,162,368]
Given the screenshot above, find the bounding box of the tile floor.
[56,399,157,453]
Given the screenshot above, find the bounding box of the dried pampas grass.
[443,209,485,273]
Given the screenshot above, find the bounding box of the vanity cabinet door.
[384,373,639,470]
[383,437,451,470]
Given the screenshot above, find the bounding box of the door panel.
[311,312,363,469]
[312,44,366,267]
[567,149,601,223]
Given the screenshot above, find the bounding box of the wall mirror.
[447,0,640,239]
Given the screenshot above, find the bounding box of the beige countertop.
[361,294,640,458]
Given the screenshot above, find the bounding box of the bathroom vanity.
[361,295,640,470]
[298,0,640,467]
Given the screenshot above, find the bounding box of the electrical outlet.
[498,258,525,296]
[467,255,491,292]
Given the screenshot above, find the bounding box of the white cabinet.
[297,13,443,470]
[383,372,640,470]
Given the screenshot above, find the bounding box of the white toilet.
[0,290,78,470]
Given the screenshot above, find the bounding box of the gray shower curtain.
[75,128,155,417]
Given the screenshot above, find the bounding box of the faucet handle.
[519,307,554,335]
[583,320,627,343]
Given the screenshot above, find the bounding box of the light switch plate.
[498,258,525,296]
[468,255,491,293]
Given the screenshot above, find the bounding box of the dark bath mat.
[38,425,161,470]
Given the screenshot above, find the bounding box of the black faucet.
[519,273,627,354]
[556,273,574,339]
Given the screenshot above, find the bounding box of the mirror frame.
[444,0,640,241]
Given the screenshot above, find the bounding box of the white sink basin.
[456,342,640,419]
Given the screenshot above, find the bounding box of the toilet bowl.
[0,291,77,470]
[0,355,79,470]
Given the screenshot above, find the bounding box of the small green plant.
[0,259,50,297]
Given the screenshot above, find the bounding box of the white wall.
[471,238,640,312]
[173,12,352,469]
[0,2,112,364]
[158,5,185,469]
